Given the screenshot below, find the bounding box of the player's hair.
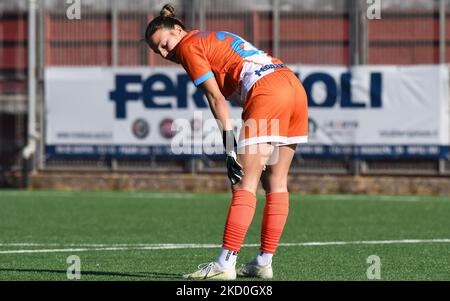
[144,4,186,43]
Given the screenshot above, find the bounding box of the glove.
[223,130,244,185]
[226,150,244,185]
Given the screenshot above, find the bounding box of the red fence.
[0,14,27,94]
[0,10,448,93]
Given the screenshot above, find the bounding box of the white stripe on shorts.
[237,135,308,149]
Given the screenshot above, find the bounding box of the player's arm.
[199,77,244,185]
[199,77,232,133]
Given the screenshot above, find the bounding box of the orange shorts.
[238,70,308,149]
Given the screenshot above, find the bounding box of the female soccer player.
[145,4,308,280]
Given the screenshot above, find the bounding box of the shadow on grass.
[0,268,182,280]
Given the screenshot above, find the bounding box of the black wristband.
[222,130,237,153]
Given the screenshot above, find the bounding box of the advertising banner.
[45,65,450,158]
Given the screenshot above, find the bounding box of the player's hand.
[226,150,244,185]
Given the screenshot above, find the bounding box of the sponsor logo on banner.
[296,71,382,109]
[131,118,150,139]
[159,118,176,139]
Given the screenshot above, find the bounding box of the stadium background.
[0,0,450,194]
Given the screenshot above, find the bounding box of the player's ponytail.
[144,4,186,43]
[160,4,176,18]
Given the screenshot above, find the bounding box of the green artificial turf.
[0,190,449,281]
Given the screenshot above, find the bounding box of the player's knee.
[266,172,288,193]
[232,179,258,195]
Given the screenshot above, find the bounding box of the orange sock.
[260,192,289,254]
[222,189,257,252]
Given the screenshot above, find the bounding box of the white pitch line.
[0,192,197,200]
[2,191,448,202]
[1,239,450,254]
[279,239,450,246]
[0,245,223,254]
[301,195,445,202]
[0,243,223,247]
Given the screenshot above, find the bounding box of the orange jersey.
[176,30,289,105]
